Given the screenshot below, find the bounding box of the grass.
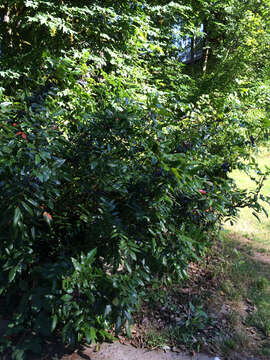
[210,147,270,358]
[215,148,270,358]
[225,147,270,251]
[139,236,270,358]
[213,232,270,358]
[138,148,270,359]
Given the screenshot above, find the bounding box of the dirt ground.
[61,342,220,360]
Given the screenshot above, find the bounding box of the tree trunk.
[190,36,195,64]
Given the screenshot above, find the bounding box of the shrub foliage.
[0,0,269,358]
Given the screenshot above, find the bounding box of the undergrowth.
[136,232,270,359]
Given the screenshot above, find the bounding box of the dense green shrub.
[0,1,269,359]
[1,66,269,358]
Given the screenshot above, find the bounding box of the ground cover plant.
[0,1,270,359]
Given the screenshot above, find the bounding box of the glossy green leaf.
[51,315,58,332]
[13,207,22,227]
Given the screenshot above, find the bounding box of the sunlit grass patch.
[225,147,270,250]
[216,231,270,357]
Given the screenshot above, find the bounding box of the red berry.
[43,211,52,221]
[199,189,207,195]
[16,131,27,139]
